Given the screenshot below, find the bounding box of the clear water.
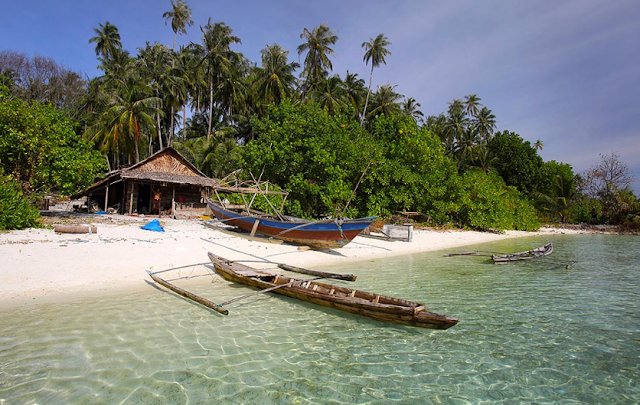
[1,235,638,404]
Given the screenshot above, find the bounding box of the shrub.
[454,169,539,231]
[0,173,41,230]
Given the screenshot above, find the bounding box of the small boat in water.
[208,252,458,329]
[492,242,553,263]
[206,199,376,249]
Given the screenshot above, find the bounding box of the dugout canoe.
[492,242,554,263]
[206,199,376,249]
[208,252,458,330]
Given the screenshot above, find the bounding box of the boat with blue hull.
[206,199,376,249]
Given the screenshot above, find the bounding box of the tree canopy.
[1,1,636,231]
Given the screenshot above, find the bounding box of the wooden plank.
[250,219,260,237]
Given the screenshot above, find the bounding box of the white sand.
[0,214,582,310]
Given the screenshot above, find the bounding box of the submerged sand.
[0,213,584,310]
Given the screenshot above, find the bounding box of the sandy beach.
[0,212,584,310]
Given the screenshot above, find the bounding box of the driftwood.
[54,225,97,234]
[277,263,356,281]
[149,272,228,315]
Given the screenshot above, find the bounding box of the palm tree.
[455,127,482,171]
[174,131,240,178]
[96,48,134,84]
[425,114,455,154]
[471,146,496,173]
[536,174,576,223]
[162,0,193,146]
[138,42,175,151]
[173,45,200,142]
[401,97,424,124]
[89,22,122,59]
[342,71,366,115]
[198,19,241,140]
[474,106,496,143]
[365,83,402,120]
[91,75,161,163]
[313,74,347,114]
[297,23,338,98]
[361,33,391,125]
[253,44,299,109]
[534,139,544,151]
[163,0,194,51]
[447,99,469,146]
[463,94,482,117]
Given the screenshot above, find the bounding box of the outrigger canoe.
[206,199,376,249]
[208,253,458,329]
[492,242,553,263]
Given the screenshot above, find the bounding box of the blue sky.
[2,0,639,192]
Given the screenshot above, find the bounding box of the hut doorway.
[138,184,152,214]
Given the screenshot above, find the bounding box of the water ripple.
[1,235,639,404]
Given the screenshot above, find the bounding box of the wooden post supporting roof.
[128,182,134,215]
[172,185,176,219]
[104,184,109,211]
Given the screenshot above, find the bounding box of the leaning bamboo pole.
[149,272,228,315]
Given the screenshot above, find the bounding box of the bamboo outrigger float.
[148,272,229,315]
[208,252,458,329]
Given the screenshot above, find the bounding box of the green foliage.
[568,195,602,224]
[242,101,539,231]
[222,182,288,217]
[242,99,372,218]
[534,161,577,223]
[0,86,107,197]
[0,171,41,230]
[360,114,458,222]
[487,131,545,195]
[174,133,241,179]
[454,169,539,231]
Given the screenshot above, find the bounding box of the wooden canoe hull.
[207,200,376,249]
[209,253,458,329]
[492,242,553,263]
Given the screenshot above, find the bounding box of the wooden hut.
[78,147,219,218]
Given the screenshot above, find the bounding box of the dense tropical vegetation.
[0,0,637,230]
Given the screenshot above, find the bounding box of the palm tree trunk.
[169,106,175,146]
[183,105,187,140]
[361,66,374,126]
[207,80,214,141]
[156,110,164,150]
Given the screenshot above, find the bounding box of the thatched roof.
[120,147,218,187]
[76,147,219,196]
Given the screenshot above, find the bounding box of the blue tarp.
[141,219,165,232]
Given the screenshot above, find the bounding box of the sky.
[2,0,639,192]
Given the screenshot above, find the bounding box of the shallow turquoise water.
[1,235,639,404]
